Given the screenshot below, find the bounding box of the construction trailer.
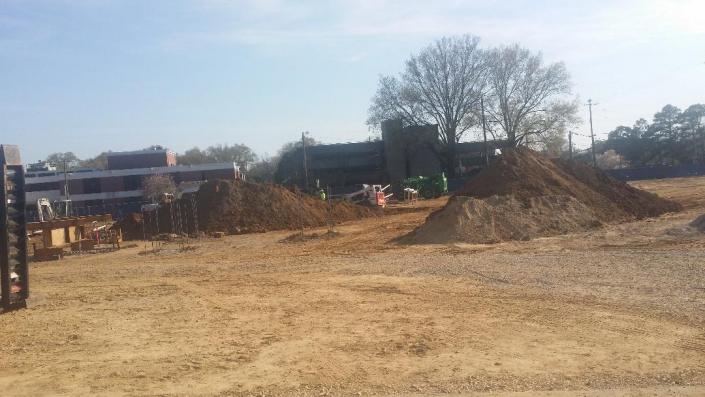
[1,145,29,312]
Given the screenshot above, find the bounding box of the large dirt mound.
[405,148,681,244]
[196,180,377,234]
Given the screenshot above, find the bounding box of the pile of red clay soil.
[403,147,681,244]
[196,180,377,234]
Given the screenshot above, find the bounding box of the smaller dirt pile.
[116,213,143,240]
[196,180,377,234]
[118,181,378,240]
[404,148,681,244]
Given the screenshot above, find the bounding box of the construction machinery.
[402,173,448,199]
[341,184,392,207]
[1,145,29,312]
[37,198,55,222]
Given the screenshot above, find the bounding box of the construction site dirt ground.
[2,177,705,397]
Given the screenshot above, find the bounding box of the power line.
[301,131,309,192]
[571,131,592,138]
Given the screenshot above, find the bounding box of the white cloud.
[178,0,704,47]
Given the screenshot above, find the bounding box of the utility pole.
[63,159,71,216]
[699,114,705,164]
[301,132,309,192]
[480,95,489,166]
[568,130,573,160]
[587,99,598,167]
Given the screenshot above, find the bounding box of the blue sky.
[1,0,704,163]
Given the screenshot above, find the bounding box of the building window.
[123,175,143,190]
[25,181,61,192]
[82,178,102,194]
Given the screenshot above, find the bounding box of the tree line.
[598,104,705,167]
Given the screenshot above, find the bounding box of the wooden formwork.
[27,214,116,261]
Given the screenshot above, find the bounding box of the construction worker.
[319,189,326,201]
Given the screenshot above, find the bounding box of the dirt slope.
[405,148,681,244]
[555,158,681,219]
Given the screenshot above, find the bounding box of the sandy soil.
[1,177,705,396]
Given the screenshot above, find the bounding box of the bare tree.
[247,155,279,183]
[484,44,575,147]
[368,35,488,175]
[523,100,580,154]
[142,174,177,203]
[596,149,627,170]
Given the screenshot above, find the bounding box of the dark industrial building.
[275,119,509,194]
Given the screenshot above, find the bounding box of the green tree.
[46,152,81,172]
[206,143,256,166]
[177,147,211,165]
[177,144,257,167]
[277,135,320,157]
[643,105,683,165]
[79,152,110,170]
[652,105,682,140]
[680,104,705,163]
[604,103,705,166]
